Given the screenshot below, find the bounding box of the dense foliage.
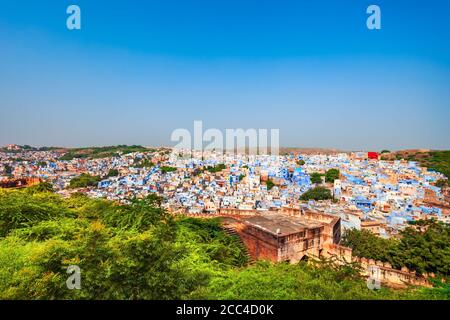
[342,220,450,278]
[266,179,275,190]
[310,172,322,184]
[205,164,226,173]
[300,186,332,201]
[106,169,119,177]
[160,166,177,174]
[0,187,448,300]
[69,174,102,189]
[325,169,340,183]
[192,260,448,300]
[0,188,246,299]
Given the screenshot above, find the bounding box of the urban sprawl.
[1,144,448,239]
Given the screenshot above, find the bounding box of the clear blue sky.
[1,0,449,150]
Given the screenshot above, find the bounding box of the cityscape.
[1,0,450,313]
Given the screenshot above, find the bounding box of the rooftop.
[241,214,324,237]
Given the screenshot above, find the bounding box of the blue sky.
[0,0,449,150]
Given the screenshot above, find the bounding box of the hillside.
[381,150,450,180]
[59,145,152,160]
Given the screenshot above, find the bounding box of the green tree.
[342,228,397,262]
[310,172,322,184]
[436,179,448,188]
[27,182,54,193]
[325,169,340,183]
[69,174,101,189]
[300,187,332,201]
[342,220,450,278]
[106,169,119,177]
[206,164,226,173]
[266,179,275,190]
[0,189,71,237]
[160,166,177,174]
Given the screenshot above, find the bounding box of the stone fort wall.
[178,207,434,288]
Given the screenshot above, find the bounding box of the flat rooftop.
[241,214,324,237]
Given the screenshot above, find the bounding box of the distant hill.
[280,147,346,155]
[0,145,64,153]
[59,145,153,160]
[381,150,450,179]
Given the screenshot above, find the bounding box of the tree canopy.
[69,174,102,189]
[205,164,226,173]
[266,179,275,190]
[342,220,450,279]
[310,172,322,184]
[296,160,305,166]
[160,166,177,174]
[325,169,340,183]
[106,169,119,177]
[300,186,332,201]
